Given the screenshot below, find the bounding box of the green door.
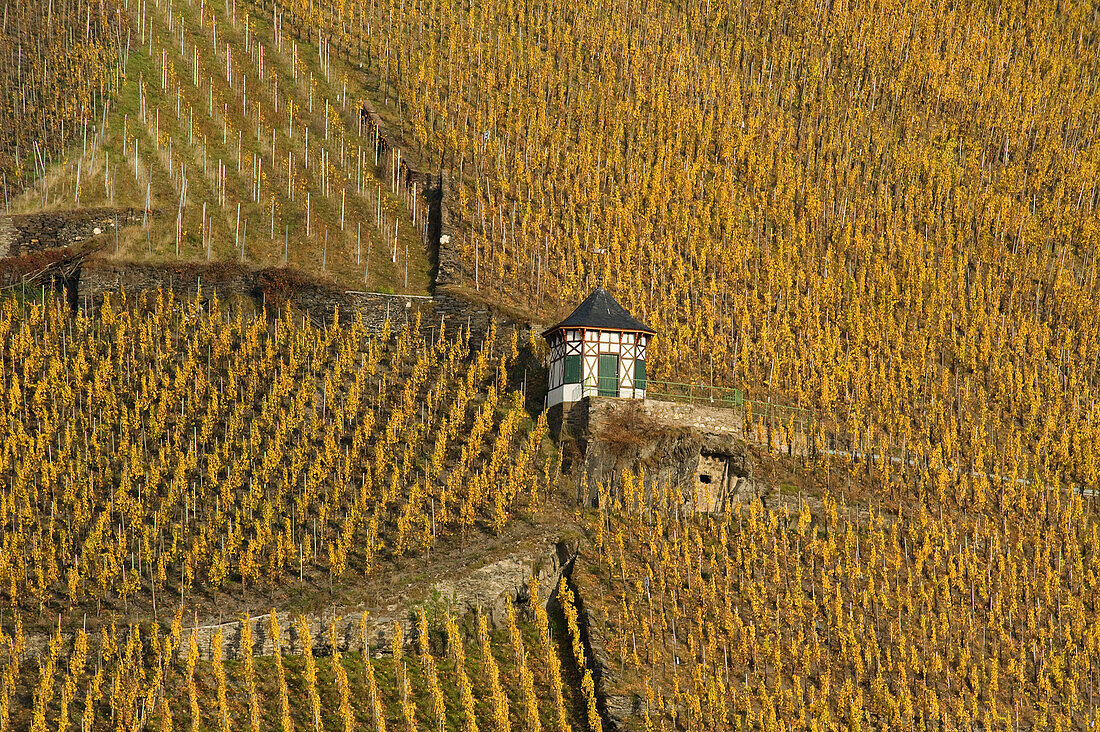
[598,354,619,396]
[563,354,582,384]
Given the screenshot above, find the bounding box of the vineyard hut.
[543,287,656,408]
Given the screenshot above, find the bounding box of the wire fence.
[602,376,1080,497]
[644,378,814,426]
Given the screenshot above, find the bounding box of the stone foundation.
[573,396,781,512]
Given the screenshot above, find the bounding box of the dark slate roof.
[543,287,656,336]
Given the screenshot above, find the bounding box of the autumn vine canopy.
[1,0,1099,728]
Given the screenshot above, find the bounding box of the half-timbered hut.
[543,287,656,409]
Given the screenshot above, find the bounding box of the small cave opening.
[691,452,734,513]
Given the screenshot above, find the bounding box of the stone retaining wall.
[1,207,150,256]
[73,257,521,349]
[612,399,746,437]
[7,535,576,664]
[175,537,567,661]
[77,259,256,304]
[561,397,747,442]
[583,396,811,457]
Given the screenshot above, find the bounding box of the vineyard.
[574,470,1100,730]
[241,0,1100,516]
[0,596,597,732]
[8,0,1100,511]
[0,0,129,205]
[9,0,433,292]
[0,293,551,625]
[3,0,1100,727]
[5,287,1100,728]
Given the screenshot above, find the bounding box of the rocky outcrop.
[357,99,464,290]
[576,398,768,512]
[605,695,644,730]
[434,535,569,627]
[553,551,651,732]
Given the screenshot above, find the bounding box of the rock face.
[566,552,653,732]
[577,398,767,512]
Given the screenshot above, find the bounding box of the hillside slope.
[12,0,1100,516]
[3,0,1100,728]
[235,0,1100,527]
[10,0,432,294]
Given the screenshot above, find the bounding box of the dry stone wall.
[344,290,436,330]
[434,170,463,286]
[581,396,812,458]
[613,399,746,437]
[78,260,256,304]
[74,258,509,341]
[560,397,747,443]
[0,207,149,256]
[8,535,576,664]
[0,216,13,257]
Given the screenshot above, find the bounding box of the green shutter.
[563,354,581,384]
[634,359,646,390]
